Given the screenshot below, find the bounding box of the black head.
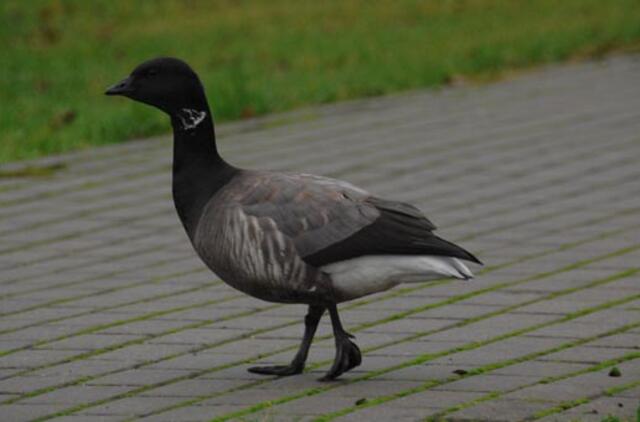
[105,57,207,114]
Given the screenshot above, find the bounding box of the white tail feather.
[322,255,474,301]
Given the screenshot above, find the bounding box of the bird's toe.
[248,364,304,376]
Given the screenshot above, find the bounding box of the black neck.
[171,106,237,240]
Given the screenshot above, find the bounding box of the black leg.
[319,304,362,381]
[248,304,325,376]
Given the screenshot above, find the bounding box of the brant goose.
[106,57,481,380]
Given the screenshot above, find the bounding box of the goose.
[106,57,481,381]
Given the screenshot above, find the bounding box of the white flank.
[322,255,474,301]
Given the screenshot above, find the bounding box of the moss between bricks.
[2,204,633,416]
[530,378,640,420]
[8,243,640,420]
[166,270,640,422]
[300,306,640,422]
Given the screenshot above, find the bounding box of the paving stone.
[19,385,131,405]
[417,303,502,320]
[148,353,241,370]
[377,362,467,381]
[446,397,554,421]
[432,374,538,393]
[138,378,245,398]
[198,388,291,406]
[81,396,187,416]
[505,370,626,403]
[38,334,145,351]
[370,339,468,358]
[146,327,250,346]
[40,415,124,422]
[135,404,246,421]
[0,375,67,394]
[540,345,637,364]
[90,343,196,364]
[425,313,557,342]
[28,358,130,379]
[0,349,80,369]
[491,360,591,378]
[97,320,191,336]
[544,396,640,421]
[362,317,456,335]
[331,404,429,422]
[86,368,194,387]
[386,389,485,410]
[524,321,631,339]
[0,403,71,422]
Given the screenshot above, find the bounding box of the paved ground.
[1,55,640,422]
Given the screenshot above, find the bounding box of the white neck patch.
[177,108,207,130]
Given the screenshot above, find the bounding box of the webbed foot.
[248,364,304,376]
[319,332,361,381]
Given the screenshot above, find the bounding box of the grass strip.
[4,1,640,162]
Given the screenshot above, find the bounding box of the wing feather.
[225,171,480,269]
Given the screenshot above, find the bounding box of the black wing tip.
[430,235,483,266]
[464,252,483,266]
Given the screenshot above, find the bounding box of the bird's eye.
[146,68,158,78]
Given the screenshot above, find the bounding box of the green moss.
[210,271,640,422]
[6,232,639,418]
[0,163,66,178]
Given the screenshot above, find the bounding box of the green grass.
[2,0,640,163]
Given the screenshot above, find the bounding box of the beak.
[105,76,133,96]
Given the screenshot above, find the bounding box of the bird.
[106,57,481,381]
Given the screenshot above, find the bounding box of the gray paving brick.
[432,374,538,393]
[332,405,431,422]
[268,394,365,415]
[91,343,196,364]
[0,404,70,422]
[491,360,592,378]
[0,376,68,394]
[29,358,130,379]
[505,370,628,403]
[540,345,637,364]
[447,397,554,421]
[39,334,145,351]
[198,388,293,406]
[42,415,124,422]
[19,385,131,405]
[0,349,79,369]
[138,378,245,398]
[148,353,240,371]
[386,389,485,410]
[86,368,193,387]
[135,404,246,422]
[545,396,640,421]
[80,396,187,416]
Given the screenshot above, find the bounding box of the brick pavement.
[1,55,639,421]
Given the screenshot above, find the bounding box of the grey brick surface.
[1,55,640,421]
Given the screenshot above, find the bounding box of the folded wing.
[234,171,480,268]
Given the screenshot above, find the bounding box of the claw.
[248,364,303,376]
